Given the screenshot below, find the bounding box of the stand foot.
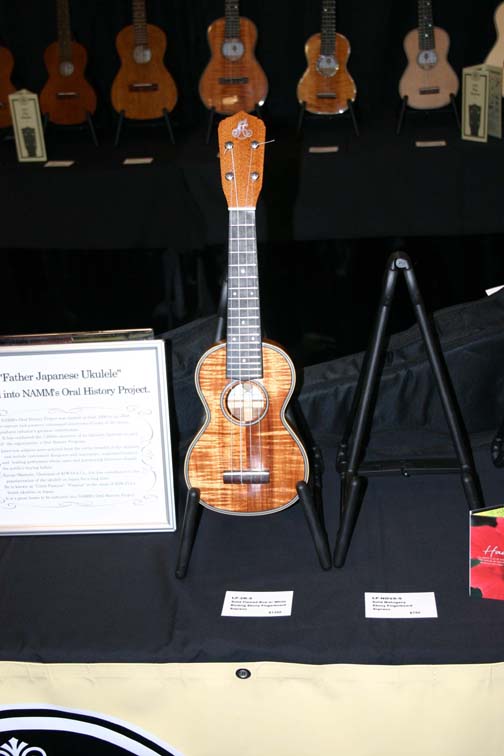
[333,475,366,567]
[86,111,99,147]
[296,101,306,137]
[396,96,408,135]
[162,107,175,144]
[450,93,460,129]
[175,487,202,579]
[205,107,215,145]
[347,99,359,136]
[297,481,331,570]
[114,109,125,148]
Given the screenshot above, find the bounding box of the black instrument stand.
[396,94,460,136]
[114,107,175,147]
[42,111,99,147]
[491,417,504,467]
[175,280,331,578]
[297,100,359,138]
[333,252,484,567]
[205,104,263,145]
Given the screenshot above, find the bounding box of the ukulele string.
[245,146,255,474]
[229,146,244,485]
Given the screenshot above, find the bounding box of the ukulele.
[199,1,268,115]
[0,45,15,129]
[40,0,97,125]
[296,0,356,115]
[111,0,177,119]
[399,0,459,109]
[185,112,308,515]
[485,2,504,95]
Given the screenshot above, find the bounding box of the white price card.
[222,591,293,617]
[365,592,438,619]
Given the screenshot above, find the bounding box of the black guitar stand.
[297,99,359,138]
[491,416,504,468]
[175,278,332,578]
[114,107,175,147]
[333,252,484,567]
[42,111,99,146]
[205,104,263,145]
[396,94,460,136]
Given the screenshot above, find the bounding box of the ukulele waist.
[223,469,270,484]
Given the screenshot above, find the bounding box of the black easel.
[297,99,359,138]
[175,279,332,578]
[396,94,460,135]
[114,108,175,147]
[42,111,99,147]
[333,252,484,567]
[205,104,263,145]
[492,416,504,467]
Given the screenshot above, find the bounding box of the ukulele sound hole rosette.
[221,380,268,426]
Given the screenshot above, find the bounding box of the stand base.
[297,99,359,138]
[42,111,99,146]
[396,93,460,136]
[205,104,263,145]
[114,108,175,148]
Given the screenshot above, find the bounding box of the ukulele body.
[297,32,356,114]
[40,41,97,125]
[185,341,309,515]
[0,46,15,128]
[399,27,459,109]
[111,23,178,118]
[199,16,268,115]
[485,2,504,95]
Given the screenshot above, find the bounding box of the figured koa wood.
[111,24,178,118]
[199,16,268,115]
[218,110,265,208]
[297,32,356,114]
[185,342,309,515]
[485,2,504,95]
[40,41,97,124]
[399,27,459,109]
[0,46,15,128]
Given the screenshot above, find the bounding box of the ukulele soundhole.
[222,38,244,62]
[316,55,339,77]
[133,45,152,64]
[417,49,438,70]
[59,61,75,77]
[222,381,268,426]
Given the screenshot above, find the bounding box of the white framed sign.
[8,89,47,162]
[0,340,176,534]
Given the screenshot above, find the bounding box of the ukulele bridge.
[419,87,440,95]
[317,93,337,99]
[129,83,159,92]
[56,92,78,99]
[223,470,270,484]
[218,77,249,85]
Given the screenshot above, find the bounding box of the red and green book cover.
[470,506,504,600]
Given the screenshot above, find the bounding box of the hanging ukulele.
[0,44,15,129]
[485,2,504,95]
[111,0,178,119]
[40,0,97,125]
[296,0,356,114]
[399,0,459,109]
[199,0,268,115]
[185,112,308,515]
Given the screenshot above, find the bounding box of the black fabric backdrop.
[0,290,502,665]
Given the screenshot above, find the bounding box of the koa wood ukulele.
[111,0,178,119]
[485,2,504,95]
[0,45,15,129]
[185,112,308,515]
[199,1,268,115]
[297,0,356,115]
[40,0,97,125]
[399,0,459,109]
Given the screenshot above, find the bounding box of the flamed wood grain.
[297,33,356,114]
[40,41,97,125]
[199,17,268,115]
[399,27,459,109]
[0,46,15,128]
[185,342,308,515]
[111,24,178,118]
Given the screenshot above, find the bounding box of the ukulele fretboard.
[320,0,336,57]
[225,0,240,39]
[57,0,72,62]
[226,208,262,380]
[418,0,435,50]
[132,0,149,47]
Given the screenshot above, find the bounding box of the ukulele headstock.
[218,111,266,209]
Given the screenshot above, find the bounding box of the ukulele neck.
[226,207,262,380]
[56,0,73,63]
[225,0,240,39]
[320,0,336,56]
[132,0,149,47]
[417,0,435,50]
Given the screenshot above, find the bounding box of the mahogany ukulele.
[185,112,308,515]
[297,0,356,115]
[399,0,459,109]
[199,0,268,115]
[0,45,15,129]
[485,2,504,94]
[40,0,97,125]
[111,0,177,119]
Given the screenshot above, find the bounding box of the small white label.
[44,160,75,168]
[222,591,293,617]
[486,285,504,296]
[123,157,154,165]
[308,145,339,154]
[365,592,438,619]
[415,140,447,148]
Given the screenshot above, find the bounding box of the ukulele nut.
[250,172,260,181]
[225,172,234,181]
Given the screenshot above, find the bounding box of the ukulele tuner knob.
[225,172,234,181]
[251,141,259,150]
[225,141,234,150]
[250,172,260,181]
